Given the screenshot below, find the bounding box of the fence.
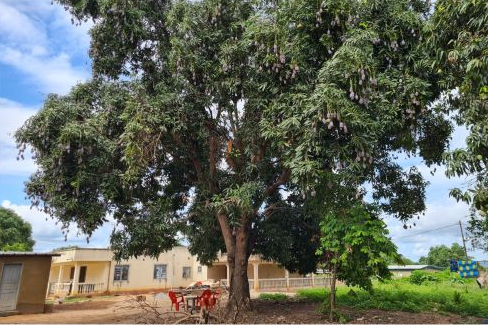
[220,275,332,291]
[77,283,105,294]
[47,282,105,296]
[47,282,71,295]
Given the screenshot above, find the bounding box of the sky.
[0,0,485,262]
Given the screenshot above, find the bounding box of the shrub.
[258,293,288,301]
[453,291,462,304]
[409,270,440,285]
[296,288,328,302]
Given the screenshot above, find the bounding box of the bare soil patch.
[54,300,116,311]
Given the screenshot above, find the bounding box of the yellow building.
[48,246,207,296]
[47,247,331,296]
[1,252,59,315]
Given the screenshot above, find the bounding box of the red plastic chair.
[197,289,213,310]
[211,288,221,308]
[168,291,185,311]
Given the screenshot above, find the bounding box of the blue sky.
[0,0,485,262]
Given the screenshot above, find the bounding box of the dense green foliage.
[316,202,398,291]
[0,207,35,252]
[430,0,488,251]
[297,275,488,318]
[408,270,440,285]
[418,243,469,267]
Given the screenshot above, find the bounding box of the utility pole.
[459,221,468,259]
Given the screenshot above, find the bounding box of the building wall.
[207,263,302,282]
[0,256,52,314]
[256,264,286,279]
[106,246,206,292]
[207,265,226,281]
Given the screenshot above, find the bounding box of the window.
[197,266,202,273]
[114,265,129,281]
[154,264,167,280]
[182,267,191,278]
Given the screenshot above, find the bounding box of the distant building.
[0,252,59,315]
[388,265,444,278]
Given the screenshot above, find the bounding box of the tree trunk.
[217,212,252,321]
[225,224,252,319]
[329,266,337,322]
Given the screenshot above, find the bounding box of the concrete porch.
[48,249,112,296]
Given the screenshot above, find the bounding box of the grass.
[296,273,488,318]
[46,295,114,304]
[258,293,289,301]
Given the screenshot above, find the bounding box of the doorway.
[0,264,22,312]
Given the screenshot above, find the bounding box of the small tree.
[418,243,469,267]
[0,207,35,251]
[314,185,398,321]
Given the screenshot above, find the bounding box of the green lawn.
[258,293,289,301]
[296,273,488,318]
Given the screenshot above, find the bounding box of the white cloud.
[0,0,91,95]
[0,97,38,175]
[0,47,87,94]
[0,97,37,145]
[2,200,112,252]
[0,1,48,53]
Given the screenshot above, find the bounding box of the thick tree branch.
[264,168,291,197]
[217,212,235,256]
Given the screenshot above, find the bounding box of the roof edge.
[0,252,61,257]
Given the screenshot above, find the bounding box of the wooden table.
[185,295,199,314]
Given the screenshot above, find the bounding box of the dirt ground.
[0,294,482,324]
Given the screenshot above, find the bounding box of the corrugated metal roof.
[388,265,443,271]
[0,251,60,257]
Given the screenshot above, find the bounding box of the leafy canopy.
[0,207,35,252]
